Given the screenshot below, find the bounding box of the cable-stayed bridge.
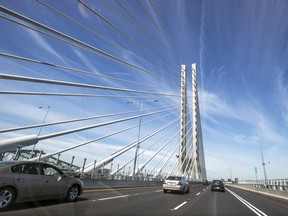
[1,2,288,215]
[0,2,206,182]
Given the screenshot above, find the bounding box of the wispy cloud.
[275,68,288,124]
[199,0,206,93]
[24,29,66,63]
[199,85,288,179]
[78,3,90,19]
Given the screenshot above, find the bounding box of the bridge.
[0,1,287,215]
[0,2,207,182]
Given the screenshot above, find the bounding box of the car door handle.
[15,177,22,181]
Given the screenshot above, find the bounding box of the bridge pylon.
[191,63,207,180]
[179,65,187,175]
[179,64,207,180]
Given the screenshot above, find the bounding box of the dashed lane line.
[171,201,187,211]
[98,195,129,201]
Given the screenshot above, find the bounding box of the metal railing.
[239,179,288,191]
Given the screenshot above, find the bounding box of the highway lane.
[2,185,288,216]
[225,186,288,216]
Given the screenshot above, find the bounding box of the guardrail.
[238,179,288,191]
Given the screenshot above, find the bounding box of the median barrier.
[82,179,162,189]
[81,179,204,190]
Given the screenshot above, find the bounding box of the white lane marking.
[155,190,163,192]
[196,192,201,196]
[226,188,268,216]
[171,201,187,211]
[98,195,129,201]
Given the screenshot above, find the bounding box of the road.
[2,185,288,216]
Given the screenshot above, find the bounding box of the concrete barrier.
[82,179,162,189]
[82,179,204,190]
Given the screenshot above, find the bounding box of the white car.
[163,176,190,193]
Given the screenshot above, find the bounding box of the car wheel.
[66,185,79,202]
[163,189,167,193]
[187,186,190,193]
[0,187,16,211]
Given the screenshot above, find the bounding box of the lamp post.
[31,106,50,158]
[38,106,50,136]
[129,99,159,176]
[260,141,268,187]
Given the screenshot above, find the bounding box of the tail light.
[177,182,183,186]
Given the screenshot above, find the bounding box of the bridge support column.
[179,65,187,175]
[191,63,207,180]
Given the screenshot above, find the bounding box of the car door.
[39,164,68,198]
[11,163,44,201]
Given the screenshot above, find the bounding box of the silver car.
[0,161,83,211]
[163,175,190,193]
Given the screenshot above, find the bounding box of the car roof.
[0,160,60,168]
[212,180,223,182]
[0,161,16,167]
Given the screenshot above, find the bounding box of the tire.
[163,189,167,193]
[0,187,16,211]
[187,186,190,193]
[66,185,79,202]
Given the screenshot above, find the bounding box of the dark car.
[0,161,83,211]
[211,180,225,192]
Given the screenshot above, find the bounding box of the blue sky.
[0,0,288,181]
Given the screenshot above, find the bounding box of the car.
[163,175,190,194]
[211,180,225,192]
[0,161,84,211]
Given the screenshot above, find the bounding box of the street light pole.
[130,99,159,176]
[31,106,50,158]
[38,106,51,136]
[260,141,268,187]
[133,100,144,176]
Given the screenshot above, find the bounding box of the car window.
[167,176,181,181]
[213,180,223,185]
[42,164,62,177]
[11,164,40,175]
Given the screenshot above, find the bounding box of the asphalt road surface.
[2,185,288,216]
